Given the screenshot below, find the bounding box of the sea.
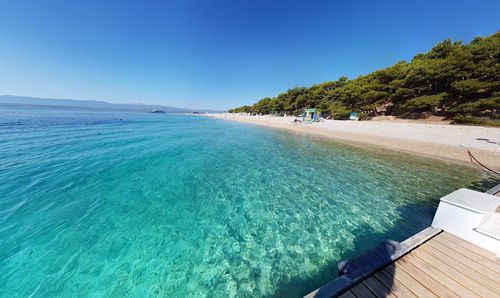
[0,108,496,297]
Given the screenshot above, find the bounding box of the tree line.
[228,31,500,126]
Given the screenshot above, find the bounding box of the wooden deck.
[339,232,500,298]
[486,184,500,197]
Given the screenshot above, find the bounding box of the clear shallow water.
[0,109,496,297]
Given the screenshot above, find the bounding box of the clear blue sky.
[0,0,499,110]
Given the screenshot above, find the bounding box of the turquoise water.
[0,109,495,297]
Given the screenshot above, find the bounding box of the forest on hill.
[228,31,500,126]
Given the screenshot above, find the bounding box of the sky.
[0,0,499,110]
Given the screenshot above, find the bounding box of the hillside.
[0,95,218,113]
[229,31,500,126]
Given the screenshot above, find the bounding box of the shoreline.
[201,113,500,171]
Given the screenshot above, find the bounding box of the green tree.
[228,31,500,126]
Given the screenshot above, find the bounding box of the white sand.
[202,113,500,170]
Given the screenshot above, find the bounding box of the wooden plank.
[362,276,396,297]
[350,282,376,298]
[422,241,500,294]
[402,253,481,297]
[383,263,437,298]
[373,267,417,298]
[304,228,442,298]
[426,238,500,284]
[338,290,356,298]
[399,227,442,252]
[438,232,499,262]
[427,239,500,287]
[414,246,498,297]
[307,229,499,298]
[486,183,500,195]
[396,255,478,297]
[433,233,500,274]
[394,257,457,298]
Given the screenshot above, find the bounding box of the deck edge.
[304,227,442,298]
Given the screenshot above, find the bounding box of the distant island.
[0,95,219,114]
[229,31,499,127]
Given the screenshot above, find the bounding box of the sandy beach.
[204,113,500,170]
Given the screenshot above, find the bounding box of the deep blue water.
[0,109,492,297]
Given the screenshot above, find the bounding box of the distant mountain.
[0,95,219,113]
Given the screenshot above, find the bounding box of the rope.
[460,145,500,176]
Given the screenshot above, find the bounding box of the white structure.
[432,188,500,256]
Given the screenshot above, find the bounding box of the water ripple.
[0,108,496,297]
